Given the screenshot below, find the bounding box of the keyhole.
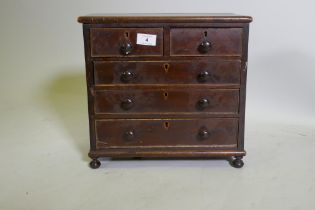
[164,121,170,130]
[163,92,168,100]
[163,63,170,73]
[125,32,129,38]
[204,31,208,37]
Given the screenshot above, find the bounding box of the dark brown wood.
[88,149,246,158]
[78,13,253,24]
[90,28,163,57]
[83,24,97,151]
[170,28,242,56]
[78,14,252,168]
[89,159,101,169]
[238,24,250,151]
[93,60,241,85]
[231,156,244,168]
[95,118,238,148]
[94,87,239,114]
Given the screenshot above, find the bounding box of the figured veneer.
[78,13,252,169]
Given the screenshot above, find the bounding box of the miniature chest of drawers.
[78,14,252,168]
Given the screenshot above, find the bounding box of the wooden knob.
[123,130,135,141]
[198,129,210,140]
[120,71,134,83]
[197,71,210,83]
[121,98,134,110]
[198,40,211,54]
[197,98,209,110]
[120,42,133,55]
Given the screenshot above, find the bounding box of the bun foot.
[231,156,244,168]
[90,159,101,169]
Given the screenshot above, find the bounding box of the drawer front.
[95,118,238,148]
[94,88,239,114]
[170,28,242,56]
[94,60,241,85]
[90,28,163,57]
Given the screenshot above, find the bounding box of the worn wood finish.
[95,118,238,148]
[78,14,252,168]
[94,60,241,85]
[78,13,253,24]
[170,28,242,56]
[90,28,163,57]
[94,88,239,114]
[88,149,246,158]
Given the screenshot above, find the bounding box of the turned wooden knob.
[198,129,210,140]
[121,98,134,110]
[198,40,211,54]
[197,98,209,110]
[120,41,133,55]
[120,70,134,83]
[123,130,135,141]
[197,71,210,83]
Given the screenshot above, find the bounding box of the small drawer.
[94,88,239,114]
[170,28,242,56]
[94,60,241,85]
[90,28,163,57]
[95,118,238,149]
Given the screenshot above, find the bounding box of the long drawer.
[94,88,239,114]
[94,60,241,85]
[95,118,238,148]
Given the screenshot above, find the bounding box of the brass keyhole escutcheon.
[163,91,168,100]
[163,63,170,73]
[164,121,170,130]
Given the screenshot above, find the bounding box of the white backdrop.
[1,1,315,210]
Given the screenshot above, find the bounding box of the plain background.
[1,0,314,209]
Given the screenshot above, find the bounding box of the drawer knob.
[120,41,133,55]
[198,40,211,54]
[197,98,209,110]
[197,71,210,83]
[120,71,134,83]
[198,128,210,140]
[121,98,134,110]
[123,130,135,141]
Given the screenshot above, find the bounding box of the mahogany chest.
[78,14,252,168]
